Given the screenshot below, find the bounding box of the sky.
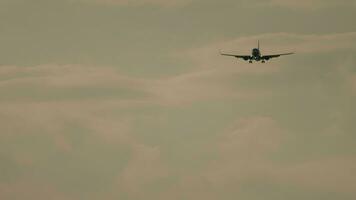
[0,0,355,200]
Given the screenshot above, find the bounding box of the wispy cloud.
[0,181,74,200]
[266,0,356,9]
[76,0,193,7]
[1,30,356,200]
[352,75,356,94]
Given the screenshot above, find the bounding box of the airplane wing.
[261,52,294,60]
[220,53,251,60]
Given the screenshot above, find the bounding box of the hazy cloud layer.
[267,0,356,9]
[76,0,356,8]
[77,0,193,6]
[0,0,356,200]
[1,39,355,199]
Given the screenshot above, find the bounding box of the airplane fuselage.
[252,48,261,61]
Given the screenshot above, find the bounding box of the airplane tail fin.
[258,40,260,50]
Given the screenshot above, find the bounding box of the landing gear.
[262,60,265,63]
[249,60,252,63]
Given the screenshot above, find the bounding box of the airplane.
[220,40,294,63]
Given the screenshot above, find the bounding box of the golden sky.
[0,0,355,200]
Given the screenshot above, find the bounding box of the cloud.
[218,117,283,156]
[0,63,263,107]
[205,117,284,182]
[63,0,356,8]
[76,0,193,7]
[0,64,147,91]
[266,0,356,9]
[274,157,356,194]
[0,64,284,199]
[0,181,73,200]
[160,117,356,198]
[1,31,356,199]
[147,68,260,105]
[117,144,169,199]
[350,74,356,94]
[107,117,285,200]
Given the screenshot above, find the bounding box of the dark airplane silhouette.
[221,40,294,63]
